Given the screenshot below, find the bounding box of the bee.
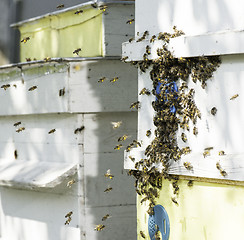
[67,179,75,188]
[146,130,151,137]
[219,150,225,156]
[126,18,135,24]
[150,35,156,43]
[16,127,25,133]
[21,37,30,43]
[216,162,227,177]
[230,94,239,100]
[182,147,191,155]
[98,77,106,83]
[94,224,105,231]
[128,37,134,43]
[181,133,187,142]
[139,88,151,95]
[65,211,73,218]
[57,4,64,9]
[193,126,198,135]
[204,147,213,151]
[1,84,10,90]
[121,56,129,62]
[73,48,81,55]
[171,197,178,205]
[104,169,114,179]
[74,126,84,134]
[13,84,17,88]
[203,150,210,158]
[139,231,146,238]
[133,140,141,147]
[91,3,98,8]
[44,57,51,62]
[130,101,140,109]
[118,135,129,142]
[183,162,193,170]
[65,217,72,225]
[114,144,123,150]
[74,9,83,14]
[129,156,135,162]
[26,58,31,62]
[48,129,56,134]
[110,77,119,82]
[146,45,151,55]
[28,86,37,91]
[126,143,133,152]
[111,121,122,129]
[211,107,217,116]
[59,87,65,96]
[14,150,18,159]
[102,214,110,221]
[13,121,21,127]
[104,186,113,193]
[99,5,108,11]
[187,180,193,187]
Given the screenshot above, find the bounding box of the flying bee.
[193,126,198,135]
[59,87,65,96]
[121,56,129,62]
[28,85,37,91]
[118,134,129,142]
[128,37,134,43]
[129,155,135,162]
[16,127,25,133]
[74,9,83,14]
[67,179,75,188]
[139,88,151,95]
[104,186,113,193]
[126,18,135,24]
[13,121,21,127]
[102,214,110,221]
[104,169,114,179]
[183,162,193,170]
[111,121,122,129]
[146,130,151,137]
[150,35,156,43]
[57,4,64,9]
[14,150,18,159]
[130,101,140,110]
[181,133,187,142]
[48,129,56,134]
[1,84,10,90]
[230,94,239,100]
[219,150,225,156]
[21,37,30,43]
[99,5,108,11]
[73,48,81,55]
[65,211,73,218]
[139,231,146,239]
[187,180,193,187]
[110,77,119,82]
[94,224,105,231]
[98,77,106,83]
[74,126,84,134]
[114,144,123,150]
[171,197,178,205]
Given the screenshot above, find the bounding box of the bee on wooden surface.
[128,37,134,43]
[130,101,140,110]
[14,150,18,159]
[193,126,198,135]
[16,127,25,133]
[59,87,65,96]
[118,135,129,142]
[139,88,151,95]
[111,121,122,129]
[183,162,193,170]
[48,129,56,134]
[67,179,75,188]
[94,224,105,231]
[74,126,84,134]
[181,133,187,142]
[65,211,73,218]
[187,180,193,187]
[99,5,108,12]
[150,35,156,43]
[13,121,21,127]
[28,86,37,91]
[114,144,123,150]
[74,9,83,14]
[1,84,10,90]
[73,48,81,55]
[44,57,51,62]
[126,18,135,24]
[56,4,64,9]
[121,56,128,62]
[146,45,151,55]
[104,169,114,179]
[104,186,113,193]
[102,214,110,221]
[219,150,225,156]
[26,58,31,62]
[211,107,217,116]
[110,77,119,82]
[98,77,106,83]
[21,37,30,43]
[230,94,239,100]
[146,130,151,137]
[171,197,178,205]
[139,230,146,239]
